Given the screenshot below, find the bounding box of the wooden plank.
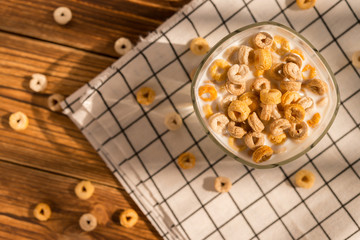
[0,0,191,57]
[0,161,159,239]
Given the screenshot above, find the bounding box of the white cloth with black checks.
[61,0,360,239]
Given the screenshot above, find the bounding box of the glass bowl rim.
[190,21,340,169]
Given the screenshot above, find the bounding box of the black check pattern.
[61,0,360,239]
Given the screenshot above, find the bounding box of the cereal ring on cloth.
[214,176,232,193]
[295,169,315,188]
[296,0,316,9]
[352,51,360,68]
[190,37,210,56]
[136,87,156,105]
[164,112,182,130]
[178,152,196,169]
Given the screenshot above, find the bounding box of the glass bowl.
[191,21,340,169]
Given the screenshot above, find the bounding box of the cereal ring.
[268,133,287,145]
[259,103,274,121]
[198,85,217,102]
[251,77,271,94]
[283,53,303,68]
[272,36,290,55]
[220,94,237,112]
[297,96,314,112]
[227,64,250,84]
[225,80,246,96]
[114,37,133,55]
[214,176,232,193]
[317,97,328,107]
[209,113,229,134]
[290,49,305,60]
[301,64,317,80]
[33,203,51,221]
[254,49,272,71]
[228,100,251,122]
[271,105,282,120]
[284,104,306,123]
[283,62,301,80]
[296,0,316,9]
[252,145,273,163]
[224,46,240,64]
[178,152,196,169]
[253,32,273,49]
[53,7,72,25]
[269,63,285,81]
[295,169,315,189]
[136,87,155,105]
[190,37,210,55]
[210,59,231,82]
[260,89,282,105]
[238,45,254,65]
[244,132,265,150]
[227,121,247,138]
[269,118,291,136]
[303,79,328,95]
[120,209,139,228]
[239,92,260,112]
[247,112,264,133]
[279,80,302,92]
[352,51,360,68]
[79,213,97,232]
[254,69,265,77]
[75,180,95,200]
[289,121,308,140]
[9,111,29,131]
[307,112,321,128]
[48,93,64,112]
[29,73,47,92]
[281,91,301,107]
[164,112,183,130]
[228,137,247,152]
[202,105,213,119]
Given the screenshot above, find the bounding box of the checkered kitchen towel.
[61,0,360,239]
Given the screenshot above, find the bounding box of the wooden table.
[0,0,190,239]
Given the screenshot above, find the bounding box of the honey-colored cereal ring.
[253,32,273,49]
[227,64,250,84]
[33,203,51,221]
[254,69,265,77]
[238,45,254,65]
[198,85,217,101]
[228,137,247,152]
[164,112,183,130]
[209,113,229,134]
[272,36,291,55]
[303,79,328,95]
[260,89,282,105]
[136,87,156,105]
[210,59,231,82]
[120,209,139,228]
[352,51,360,68]
[259,103,275,121]
[225,80,246,96]
[289,121,308,140]
[244,132,265,150]
[297,96,314,112]
[178,152,196,169]
[284,104,306,123]
[227,100,251,122]
[268,133,287,145]
[190,37,210,56]
[254,49,272,71]
[203,104,214,119]
[279,80,302,92]
[281,91,301,107]
[214,176,232,193]
[220,94,237,112]
[252,145,273,163]
[283,52,303,68]
[295,169,315,189]
[301,64,317,80]
[227,121,247,138]
[283,62,301,80]
[79,213,97,232]
[9,111,29,131]
[270,63,285,81]
[269,118,291,136]
[75,180,95,200]
[238,92,260,112]
[247,112,264,133]
[296,0,316,10]
[307,112,321,128]
[251,77,271,94]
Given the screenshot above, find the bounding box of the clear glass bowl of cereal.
[191,21,340,169]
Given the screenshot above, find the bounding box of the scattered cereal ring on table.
[178,152,196,169]
[303,79,328,95]
[164,112,182,131]
[238,45,254,65]
[269,118,291,136]
[284,104,306,123]
[301,64,317,80]
[295,169,315,188]
[227,100,251,122]
[48,93,64,112]
[9,111,29,131]
[53,7,72,25]
[268,133,287,145]
[198,85,217,102]
[289,121,308,140]
[260,89,282,105]
[244,132,265,150]
[254,49,272,70]
[227,64,250,84]
[214,176,232,193]
[120,209,139,228]
[136,87,155,105]
[75,180,95,200]
[29,73,47,92]
[296,0,316,9]
[307,112,321,128]
[33,203,51,221]
[209,59,231,82]
[253,32,273,49]
[209,113,229,134]
[190,37,210,56]
[352,51,360,68]
[227,121,247,138]
[79,213,97,232]
[114,37,133,55]
[252,145,273,163]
